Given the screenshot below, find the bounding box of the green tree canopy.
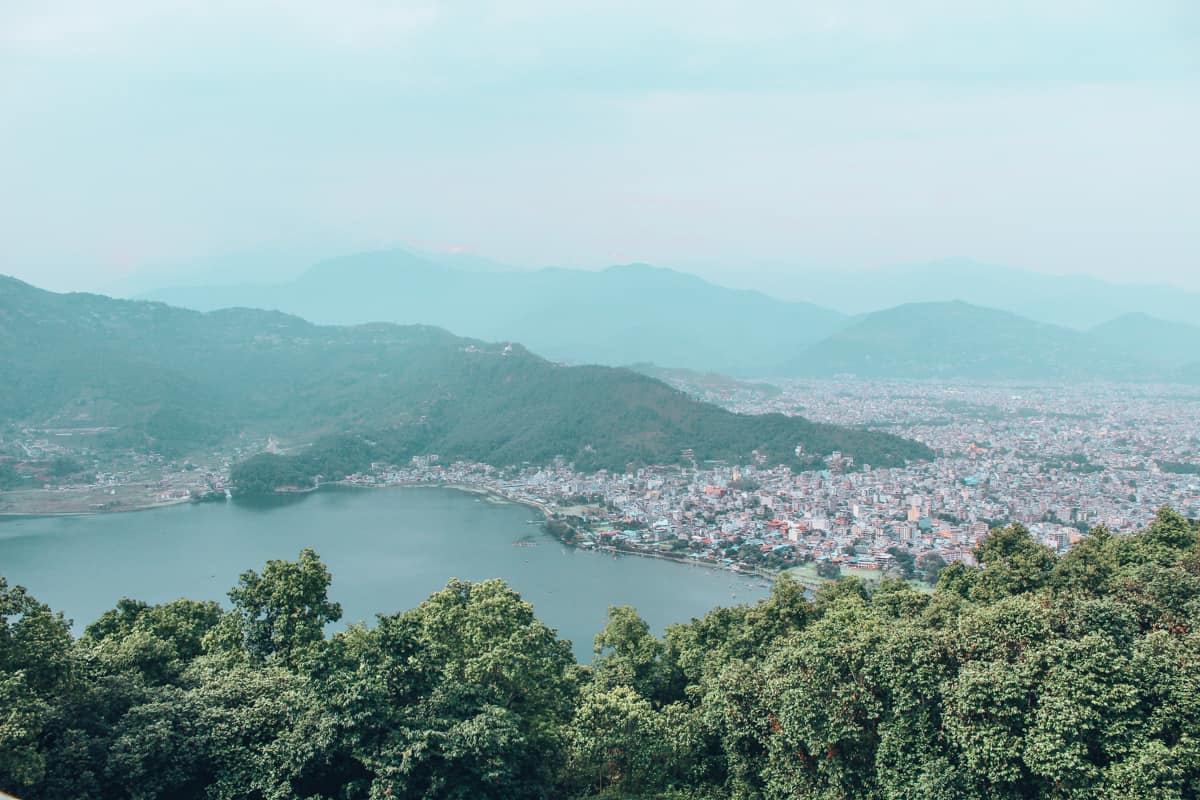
[222,547,342,666]
[3,509,1200,799]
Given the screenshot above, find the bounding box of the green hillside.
[1089,312,1200,370]
[780,301,1151,380]
[783,257,1200,330]
[628,362,782,396]
[0,275,929,478]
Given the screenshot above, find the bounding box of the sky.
[2,0,1198,295]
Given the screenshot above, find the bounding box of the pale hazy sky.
[2,1,1198,293]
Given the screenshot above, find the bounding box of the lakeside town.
[3,379,1198,583]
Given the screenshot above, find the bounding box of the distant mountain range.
[1088,312,1200,370]
[627,364,782,397]
[0,275,930,475]
[140,250,849,376]
[141,249,1200,380]
[142,250,848,375]
[780,301,1200,381]
[778,258,1200,331]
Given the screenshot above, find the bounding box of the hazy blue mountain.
[143,251,847,373]
[780,258,1200,330]
[1089,312,1200,369]
[102,244,336,297]
[777,301,1152,380]
[0,275,929,471]
[419,248,521,273]
[627,363,782,397]
[1175,361,1200,385]
[108,245,519,298]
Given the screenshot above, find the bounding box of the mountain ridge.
[141,250,849,373]
[139,249,1200,377]
[0,275,930,474]
[776,300,1160,380]
[775,257,1200,329]
[1088,312,1200,370]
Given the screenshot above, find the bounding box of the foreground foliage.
[3,508,1199,799]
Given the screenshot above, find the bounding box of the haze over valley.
[4,3,1200,799]
[140,248,1200,380]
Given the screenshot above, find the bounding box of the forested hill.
[3,508,1198,798]
[779,301,1151,380]
[0,275,929,474]
[1088,312,1200,370]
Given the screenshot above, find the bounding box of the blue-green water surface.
[0,486,771,660]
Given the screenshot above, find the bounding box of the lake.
[0,486,772,660]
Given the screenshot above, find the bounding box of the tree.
[223,548,342,667]
[6,509,1200,799]
[887,546,916,579]
[1052,525,1116,593]
[972,524,1055,600]
[816,559,842,580]
[917,551,947,585]
[339,578,577,799]
[593,606,667,701]
[84,597,222,685]
[0,671,50,791]
[0,578,73,792]
[50,455,85,478]
[0,460,22,489]
[103,663,314,800]
[563,685,667,797]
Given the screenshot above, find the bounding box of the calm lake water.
[0,486,771,660]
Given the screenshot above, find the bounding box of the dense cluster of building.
[5,380,1198,580]
[344,380,1200,579]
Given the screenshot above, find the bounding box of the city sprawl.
[5,379,1199,585]
[342,379,1200,582]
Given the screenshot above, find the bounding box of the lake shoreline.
[1,485,775,661]
[0,495,193,519]
[329,481,781,586]
[1,479,785,589]
[330,480,554,515]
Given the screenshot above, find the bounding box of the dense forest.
[0,275,930,472]
[3,508,1198,799]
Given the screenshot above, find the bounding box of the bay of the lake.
[0,486,772,660]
